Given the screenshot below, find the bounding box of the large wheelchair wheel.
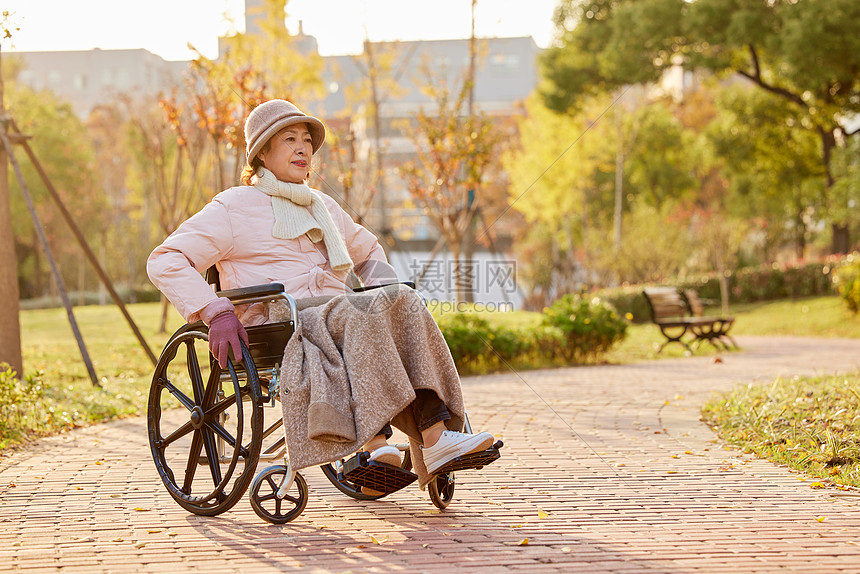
[249,466,308,524]
[147,326,263,516]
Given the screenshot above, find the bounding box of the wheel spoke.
[266,475,278,491]
[201,428,223,487]
[202,367,223,407]
[206,420,250,459]
[186,341,205,404]
[205,392,237,418]
[158,420,194,448]
[161,380,196,412]
[182,430,204,493]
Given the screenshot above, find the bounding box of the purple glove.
[208,312,249,368]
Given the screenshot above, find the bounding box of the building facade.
[10,9,540,304]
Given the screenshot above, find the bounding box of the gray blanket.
[275,284,465,488]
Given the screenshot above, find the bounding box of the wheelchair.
[146,273,502,524]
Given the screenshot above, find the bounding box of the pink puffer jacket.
[146,185,396,326]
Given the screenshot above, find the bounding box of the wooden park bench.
[642,287,737,353]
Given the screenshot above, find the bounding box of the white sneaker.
[421,430,494,475]
[368,445,402,467]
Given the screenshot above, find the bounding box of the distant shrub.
[436,313,491,367]
[541,294,628,362]
[436,312,529,371]
[835,256,860,313]
[0,364,47,446]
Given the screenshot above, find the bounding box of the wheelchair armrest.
[352,281,416,293]
[216,283,285,301]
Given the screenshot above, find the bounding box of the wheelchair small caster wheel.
[249,465,308,524]
[428,472,455,509]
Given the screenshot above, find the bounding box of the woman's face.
[258,123,313,183]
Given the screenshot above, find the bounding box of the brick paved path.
[3,335,860,573]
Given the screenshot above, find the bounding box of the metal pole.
[10,119,157,365]
[0,129,100,387]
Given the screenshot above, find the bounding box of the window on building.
[117,69,131,90]
[73,73,87,90]
[490,54,520,74]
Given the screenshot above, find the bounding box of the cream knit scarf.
[252,168,354,272]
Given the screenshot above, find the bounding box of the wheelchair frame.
[147,279,500,524]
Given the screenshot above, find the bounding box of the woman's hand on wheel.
[208,311,249,368]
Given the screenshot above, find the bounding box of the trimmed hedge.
[834,254,860,313]
[437,295,629,374]
[20,286,162,310]
[595,258,842,324]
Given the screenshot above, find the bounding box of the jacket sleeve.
[146,198,236,324]
[329,201,398,286]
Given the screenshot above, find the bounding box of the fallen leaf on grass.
[810,482,826,489]
[517,538,529,546]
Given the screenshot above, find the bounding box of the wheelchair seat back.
[245,322,294,370]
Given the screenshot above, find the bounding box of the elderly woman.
[147,99,495,484]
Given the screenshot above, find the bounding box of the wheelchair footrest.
[341,452,417,495]
[432,440,504,475]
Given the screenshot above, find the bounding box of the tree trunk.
[461,200,476,303]
[832,223,850,254]
[450,243,465,304]
[159,295,170,335]
[820,127,849,254]
[0,112,23,376]
[795,210,806,260]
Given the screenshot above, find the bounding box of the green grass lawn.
[1,302,186,449]
[729,296,860,338]
[5,294,860,490]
